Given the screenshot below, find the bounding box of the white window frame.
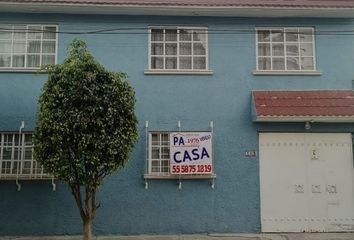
[145,26,213,75]
[147,132,170,176]
[0,132,50,180]
[0,24,58,71]
[254,27,321,75]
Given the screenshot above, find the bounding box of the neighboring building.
[0,0,354,235]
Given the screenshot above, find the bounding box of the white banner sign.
[170,132,213,175]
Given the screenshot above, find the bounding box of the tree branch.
[71,184,87,221]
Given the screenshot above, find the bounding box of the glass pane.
[24,134,32,145]
[151,134,160,145]
[28,26,42,40]
[43,26,56,40]
[286,44,299,56]
[0,25,12,39]
[285,30,298,42]
[22,161,31,174]
[258,57,271,70]
[24,148,33,160]
[42,41,56,54]
[152,147,160,159]
[13,41,26,53]
[180,57,192,69]
[3,149,12,160]
[0,54,11,67]
[257,30,270,42]
[13,25,26,39]
[179,29,192,41]
[272,58,285,70]
[286,57,300,70]
[301,57,314,70]
[271,30,284,42]
[0,40,12,53]
[165,29,177,41]
[151,57,163,69]
[166,57,177,69]
[12,55,25,67]
[12,162,19,174]
[14,134,20,146]
[4,134,13,145]
[161,160,169,173]
[258,43,270,56]
[42,55,55,65]
[193,42,206,55]
[151,43,163,55]
[27,41,41,53]
[272,44,284,56]
[300,43,313,57]
[193,57,206,70]
[193,30,206,42]
[26,55,40,67]
[300,29,313,42]
[179,43,191,55]
[151,29,163,41]
[161,147,169,158]
[151,160,160,173]
[14,148,21,160]
[165,43,177,55]
[161,135,169,145]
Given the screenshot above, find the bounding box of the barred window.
[0,133,49,179]
[148,132,170,175]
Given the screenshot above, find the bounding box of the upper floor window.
[256,27,315,72]
[148,27,209,72]
[0,24,57,70]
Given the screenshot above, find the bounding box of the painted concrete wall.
[0,13,353,235]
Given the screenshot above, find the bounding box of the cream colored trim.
[144,174,216,180]
[253,70,322,76]
[144,69,213,75]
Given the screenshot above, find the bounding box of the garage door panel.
[260,133,308,232]
[260,133,354,232]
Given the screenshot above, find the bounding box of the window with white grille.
[0,133,49,179]
[256,27,316,71]
[0,24,57,70]
[149,27,208,71]
[148,132,170,175]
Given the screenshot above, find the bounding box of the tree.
[33,39,138,240]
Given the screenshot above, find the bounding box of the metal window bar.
[0,133,51,180]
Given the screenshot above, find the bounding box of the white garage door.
[259,133,354,232]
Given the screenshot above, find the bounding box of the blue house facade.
[0,0,354,235]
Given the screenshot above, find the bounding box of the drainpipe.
[16,121,25,191]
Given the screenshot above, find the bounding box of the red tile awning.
[252,90,354,122]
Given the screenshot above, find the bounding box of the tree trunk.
[71,185,97,240]
[83,218,92,240]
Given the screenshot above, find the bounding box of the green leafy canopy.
[34,39,138,189]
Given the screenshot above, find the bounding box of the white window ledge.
[253,70,322,76]
[144,69,213,75]
[144,174,216,180]
[0,68,47,73]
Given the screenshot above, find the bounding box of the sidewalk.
[1,233,354,240]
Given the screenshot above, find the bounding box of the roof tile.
[252,90,354,117]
